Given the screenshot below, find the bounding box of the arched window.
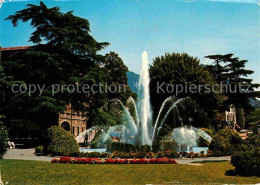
[77,126,79,136]
[61,121,70,132]
[82,126,84,133]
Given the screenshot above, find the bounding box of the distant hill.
[127,71,139,94]
[249,98,260,108]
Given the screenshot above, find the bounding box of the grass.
[1,160,260,184]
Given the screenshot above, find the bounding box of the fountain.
[82,51,212,152]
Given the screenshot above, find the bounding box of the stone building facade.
[59,104,87,137]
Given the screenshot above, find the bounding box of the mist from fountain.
[172,126,212,152]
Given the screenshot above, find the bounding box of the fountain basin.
[192,147,208,154]
[79,148,107,153]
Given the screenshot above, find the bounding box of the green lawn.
[1,160,259,184]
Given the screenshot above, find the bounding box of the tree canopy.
[205,54,260,114]
[2,2,132,129]
[149,53,224,126]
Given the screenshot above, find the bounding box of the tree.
[0,122,8,159]
[149,52,224,128]
[205,54,233,83]
[205,54,260,114]
[3,2,109,129]
[103,52,132,104]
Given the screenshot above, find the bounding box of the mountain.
[249,98,260,108]
[127,71,139,94]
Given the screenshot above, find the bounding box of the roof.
[1,46,31,51]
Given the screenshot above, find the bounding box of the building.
[223,104,237,129]
[0,46,88,141]
[59,104,87,137]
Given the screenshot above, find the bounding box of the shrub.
[161,140,178,151]
[0,123,8,159]
[209,136,231,156]
[146,152,155,158]
[46,126,79,156]
[141,145,151,153]
[231,148,260,176]
[200,128,214,137]
[231,133,260,176]
[209,129,242,156]
[35,146,44,154]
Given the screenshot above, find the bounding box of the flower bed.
[51,157,177,164]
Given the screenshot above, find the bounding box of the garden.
[0,1,260,184]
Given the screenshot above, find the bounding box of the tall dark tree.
[149,52,224,128]
[205,54,233,83]
[3,2,109,129]
[103,52,132,104]
[205,54,259,115]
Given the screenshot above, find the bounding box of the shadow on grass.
[225,169,237,176]
[191,160,229,163]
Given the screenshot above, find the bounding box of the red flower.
[59,157,71,163]
[51,158,59,163]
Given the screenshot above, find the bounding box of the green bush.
[141,145,151,153]
[46,126,79,156]
[0,123,8,159]
[209,129,242,156]
[200,128,215,137]
[35,146,44,154]
[161,140,178,151]
[109,142,149,153]
[231,134,260,176]
[231,148,260,176]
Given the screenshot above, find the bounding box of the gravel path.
[4,148,231,164]
[4,148,54,161]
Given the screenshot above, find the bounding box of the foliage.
[141,145,152,153]
[160,140,178,152]
[108,142,153,153]
[205,54,260,114]
[198,136,210,147]
[246,109,260,126]
[3,1,110,129]
[209,129,242,156]
[200,128,215,137]
[149,52,224,129]
[0,122,8,159]
[231,149,260,176]
[70,151,109,158]
[53,156,177,165]
[91,109,117,126]
[35,146,44,154]
[46,126,79,156]
[231,134,260,176]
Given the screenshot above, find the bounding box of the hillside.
[127,71,139,94]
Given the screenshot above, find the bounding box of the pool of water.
[192,147,208,154]
[79,148,107,153]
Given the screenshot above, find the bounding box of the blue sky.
[0,0,259,85]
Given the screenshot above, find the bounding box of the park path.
[3,148,231,164]
[3,148,54,161]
